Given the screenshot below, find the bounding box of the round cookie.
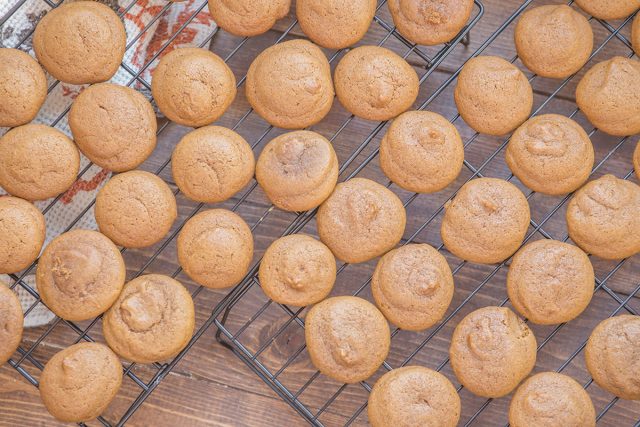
[566,174,640,259]
[305,296,390,383]
[575,0,639,20]
[634,140,640,180]
[368,366,461,427]
[0,196,45,274]
[258,234,336,306]
[0,124,80,201]
[585,315,640,400]
[371,244,454,331]
[171,126,255,203]
[95,170,177,248]
[245,39,334,129]
[454,56,533,136]
[256,131,338,212]
[441,178,531,264]
[334,46,419,121]
[69,83,157,172]
[317,178,406,264]
[36,230,126,322]
[33,1,126,85]
[633,14,640,56]
[0,285,23,365]
[177,209,253,289]
[576,56,640,136]
[505,114,594,195]
[449,306,537,398]
[207,0,290,37]
[379,110,464,193]
[152,47,236,128]
[0,48,47,127]
[103,274,195,364]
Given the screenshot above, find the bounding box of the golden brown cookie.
[368,366,460,427]
[36,230,126,322]
[258,234,336,306]
[207,0,290,37]
[305,296,390,383]
[0,48,47,127]
[509,372,596,427]
[103,274,195,364]
[151,47,236,128]
[245,39,333,129]
[69,83,157,172]
[171,126,255,203]
[633,13,640,56]
[95,171,177,248]
[566,174,640,260]
[450,306,537,398]
[441,178,531,264]
[379,111,464,193]
[454,56,533,136]
[33,1,126,85]
[334,46,419,121]
[256,131,338,211]
[0,124,80,201]
[585,315,640,400]
[575,0,639,20]
[0,285,23,365]
[634,140,640,180]
[505,114,594,195]
[317,178,406,264]
[0,196,45,274]
[177,209,253,289]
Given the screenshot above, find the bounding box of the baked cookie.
[566,174,640,259]
[575,0,639,20]
[379,110,464,193]
[207,0,290,37]
[152,47,236,128]
[305,296,390,383]
[454,56,533,136]
[0,124,80,201]
[634,140,640,180]
[245,39,333,129]
[69,83,157,172]
[258,234,336,306]
[505,114,594,195]
[0,285,23,365]
[33,1,126,85]
[633,13,640,56]
[334,46,419,121]
[255,130,338,211]
[171,126,255,203]
[177,209,253,289]
[441,178,531,264]
[103,274,195,363]
[95,171,177,248]
[0,48,47,127]
[0,196,45,274]
[317,178,406,264]
[449,306,537,398]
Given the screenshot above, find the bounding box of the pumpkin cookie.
[207,0,290,37]
[0,48,47,127]
[633,14,640,56]
[575,0,639,20]
[0,196,45,274]
[634,140,640,180]
[0,285,23,365]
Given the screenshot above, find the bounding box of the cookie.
[585,315,640,400]
[441,178,531,264]
[507,240,594,325]
[334,46,419,121]
[95,171,177,248]
[0,285,23,365]
[37,230,126,322]
[633,13,640,56]
[505,114,594,195]
[509,372,596,427]
[575,0,639,20]
[152,47,236,128]
[566,174,640,259]
[0,196,46,274]
[379,110,464,193]
[258,234,336,306]
[305,296,390,383]
[449,306,537,398]
[0,48,47,127]
[69,83,157,172]
[255,130,338,211]
[576,56,640,136]
[171,126,255,203]
[454,56,533,136]
[207,0,290,37]
[33,1,126,85]
[368,366,460,427]
[635,140,640,180]
[177,209,253,289]
[0,124,80,201]
[371,244,454,331]
[317,178,406,264]
[103,274,195,364]
[245,39,333,129]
